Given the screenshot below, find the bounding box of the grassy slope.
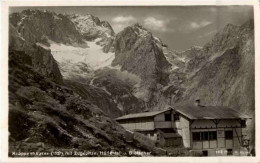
[8,50,162,156]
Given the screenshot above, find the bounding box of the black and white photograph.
[1,1,259,161]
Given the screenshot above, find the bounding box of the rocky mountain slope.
[9,10,167,155]
[10,10,149,116]
[69,13,115,52]
[112,24,171,106]
[8,38,161,157]
[10,10,82,45]
[179,20,255,142]
[9,9,124,117]
[158,20,254,105]
[91,68,146,114]
[156,20,254,144]
[10,9,115,76]
[9,23,63,84]
[180,20,254,108]
[10,9,114,48]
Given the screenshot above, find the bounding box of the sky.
[10,6,254,51]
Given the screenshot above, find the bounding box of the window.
[202,150,208,156]
[157,133,160,141]
[193,131,217,141]
[202,132,209,140]
[241,120,246,128]
[192,132,201,141]
[150,133,154,137]
[225,130,233,139]
[227,149,233,155]
[209,131,217,140]
[174,113,180,121]
[164,113,172,121]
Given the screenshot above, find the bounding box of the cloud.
[143,17,169,32]
[189,20,212,30]
[112,16,136,23]
[111,16,175,33]
[112,16,137,33]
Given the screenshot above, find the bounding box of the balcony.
[154,121,176,128]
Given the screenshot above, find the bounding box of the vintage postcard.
[1,0,260,162]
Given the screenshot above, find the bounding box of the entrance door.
[202,150,208,156]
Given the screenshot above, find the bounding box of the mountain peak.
[133,23,143,28]
[132,23,148,31]
[68,14,115,45]
[20,9,56,17]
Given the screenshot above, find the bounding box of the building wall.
[154,110,191,147]
[154,110,176,128]
[191,119,215,128]
[176,116,190,148]
[190,119,243,151]
[121,122,154,131]
[119,110,178,131]
[191,119,241,129]
[154,111,171,121]
[191,128,218,150]
[216,128,242,148]
[119,117,155,131]
[218,119,241,128]
[117,110,246,155]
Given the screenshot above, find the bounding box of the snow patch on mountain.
[153,36,161,43]
[170,51,187,63]
[49,39,115,79]
[36,42,50,50]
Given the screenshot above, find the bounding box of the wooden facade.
[116,106,251,156]
[189,119,247,156]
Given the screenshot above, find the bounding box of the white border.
[1,0,260,162]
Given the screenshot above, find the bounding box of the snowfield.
[48,39,115,78]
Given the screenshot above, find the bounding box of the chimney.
[195,99,201,106]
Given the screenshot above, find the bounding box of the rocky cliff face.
[9,9,114,51]
[179,20,255,142]
[10,9,83,45]
[92,68,146,114]
[9,10,170,114]
[112,24,171,104]
[113,24,171,84]
[9,9,122,118]
[64,79,122,118]
[69,13,115,52]
[9,23,63,84]
[180,20,254,103]
[159,20,254,143]
[170,20,254,108]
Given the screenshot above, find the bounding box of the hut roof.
[115,109,172,120]
[174,105,251,120]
